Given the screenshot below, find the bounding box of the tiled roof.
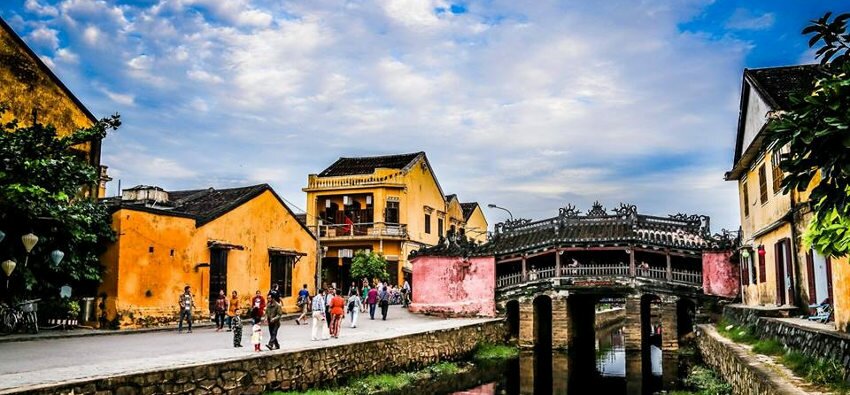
[460,202,479,221]
[746,65,827,110]
[317,152,423,177]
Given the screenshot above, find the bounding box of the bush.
[682,365,733,395]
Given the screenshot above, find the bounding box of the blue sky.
[2,0,846,231]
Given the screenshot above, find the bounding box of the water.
[437,325,688,395]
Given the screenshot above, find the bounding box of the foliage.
[678,365,732,395]
[349,250,389,283]
[270,361,465,395]
[751,338,785,356]
[766,12,850,257]
[783,351,849,392]
[473,343,519,361]
[0,105,120,297]
[715,320,758,344]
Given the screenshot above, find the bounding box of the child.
[232,311,243,348]
[251,322,262,352]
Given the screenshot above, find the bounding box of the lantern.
[21,233,38,253]
[0,230,5,243]
[51,250,65,266]
[741,249,751,259]
[1,260,15,288]
[757,245,766,256]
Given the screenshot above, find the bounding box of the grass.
[668,365,732,395]
[269,361,465,394]
[715,319,758,344]
[750,339,784,356]
[473,343,519,361]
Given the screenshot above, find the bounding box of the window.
[270,255,293,295]
[742,182,750,217]
[385,201,400,224]
[437,218,444,236]
[424,213,431,234]
[757,164,768,204]
[771,151,784,194]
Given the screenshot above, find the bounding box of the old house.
[726,65,849,331]
[302,152,487,287]
[0,16,109,197]
[100,184,316,327]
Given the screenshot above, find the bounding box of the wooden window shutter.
[784,239,795,304]
[741,257,749,286]
[758,165,768,204]
[806,250,816,304]
[774,242,783,304]
[758,251,766,283]
[742,182,750,217]
[826,257,834,302]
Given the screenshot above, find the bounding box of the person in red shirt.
[367,286,378,320]
[329,291,346,338]
[251,290,266,324]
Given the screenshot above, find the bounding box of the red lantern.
[757,245,766,256]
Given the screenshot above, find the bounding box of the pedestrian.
[296,284,310,325]
[251,290,266,324]
[214,289,227,331]
[178,285,194,333]
[379,286,390,320]
[348,293,361,328]
[226,290,239,331]
[232,310,243,347]
[268,283,280,300]
[251,322,262,352]
[324,287,334,324]
[329,291,345,338]
[367,286,378,320]
[311,288,328,341]
[265,292,282,350]
[361,279,369,313]
[348,281,358,297]
[401,280,411,307]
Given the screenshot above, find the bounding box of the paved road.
[0,306,492,392]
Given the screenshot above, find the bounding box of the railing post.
[666,251,672,281]
[522,256,528,281]
[555,250,561,277]
[628,246,635,277]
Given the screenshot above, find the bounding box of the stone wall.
[723,304,791,327]
[695,325,807,395]
[702,251,739,298]
[12,320,507,395]
[409,256,496,317]
[594,307,625,329]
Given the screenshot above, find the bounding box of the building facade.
[726,65,848,331]
[99,184,316,327]
[303,152,487,288]
[0,17,109,198]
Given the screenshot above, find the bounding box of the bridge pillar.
[623,296,642,351]
[660,298,679,351]
[551,295,569,349]
[519,298,535,348]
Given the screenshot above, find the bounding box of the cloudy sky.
[2,0,843,231]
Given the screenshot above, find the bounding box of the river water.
[432,324,689,395]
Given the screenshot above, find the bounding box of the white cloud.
[54,47,78,64]
[24,0,59,17]
[101,88,135,106]
[28,26,59,49]
[82,25,100,46]
[726,9,775,31]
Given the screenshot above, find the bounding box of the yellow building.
[303,152,487,288]
[0,17,109,198]
[99,184,316,328]
[726,65,849,331]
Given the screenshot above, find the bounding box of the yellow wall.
[464,205,489,244]
[740,223,791,306]
[738,151,791,241]
[833,257,850,332]
[100,190,316,327]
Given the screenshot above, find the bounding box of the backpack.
[348,300,356,312]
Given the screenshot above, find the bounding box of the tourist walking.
[296,284,310,325]
[265,292,282,350]
[348,293,362,328]
[178,285,194,333]
[226,290,239,331]
[311,289,328,341]
[324,288,334,324]
[367,286,378,320]
[361,279,369,313]
[251,290,266,324]
[232,310,243,347]
[251,322,262,352]
[347,281,358,297]
[379,286,390,320]
[402,280,411,308]
[214,290,227,331]
[329,291,345,338]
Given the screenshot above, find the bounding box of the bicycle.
[0,299,39,335]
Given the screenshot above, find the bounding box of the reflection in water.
[447,325,682,395]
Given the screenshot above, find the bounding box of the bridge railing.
[497,272,524,288]
[560,264,629,277]
[636,267,667,281]
[497,265,702,289]
[670,269,702,285]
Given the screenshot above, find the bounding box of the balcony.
[305,173,406,191]
[319,222,408,240]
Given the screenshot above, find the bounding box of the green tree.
[766,12,850,257]
[349,250,389,282]
[0,106,120,298]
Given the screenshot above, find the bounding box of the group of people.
[175,278,412,352]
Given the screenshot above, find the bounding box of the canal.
[438,323,688,394]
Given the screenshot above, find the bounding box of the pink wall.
[409,255,496,317]
[702,251,740,298]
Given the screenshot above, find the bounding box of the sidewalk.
[0,313,301,343]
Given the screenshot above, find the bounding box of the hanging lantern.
[0,230,5,243]
[51,250,65,266]
[757,245,766,256]
[741,249,751,259]
[2,260,15,288]
[21,233,38,253]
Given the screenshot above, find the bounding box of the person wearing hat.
[264,293,283,350]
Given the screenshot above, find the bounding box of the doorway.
[209,248,228,312]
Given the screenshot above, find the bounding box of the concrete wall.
[12,320,507,395]
[702,251,739,298]
[409,256,496,317]
[696,324,807,395]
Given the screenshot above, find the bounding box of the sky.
[1,0,845,232]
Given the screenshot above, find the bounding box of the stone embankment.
[695,324,807,395]
[9,320,506,395]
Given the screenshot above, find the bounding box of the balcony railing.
[497,264,702,289]
[306,172,405,190]
[319,222,408,239]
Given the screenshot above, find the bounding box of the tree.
[766,12,850,257]
[349,250,390,282]
[0,106,120,298]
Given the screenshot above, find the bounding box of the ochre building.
[99,184,316,327]
[726,65,849,331]
[303,152,488,288]
[0,17,109,197]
